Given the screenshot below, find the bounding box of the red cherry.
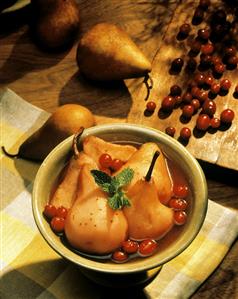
[227,55,238,66]
[220,79,231,91]
[198,90,208,103]
[122,240,139,254]
[99,153,112,168]
[171,58,184,72]
[214,62,225,74]
[182,105,194,118]
[173,184,189,198]
[168,198,188,210]
[138,239,158,256]
[146,101,156,112]
[112,250,128,263]
[194,73,205,86]
[198,28,210,40]
[161,96,175,111]
[180,127,191,140]
[204,74,213,87]
[210,117,221,129]
[182,92,193,104]
[211,55,222,65]
[224,46,237,57]
[210,82,220,94]
[196,114,210,130]
[179,23,191,36]
[170,85,182,96]
[191,99,201,111]
[202,100,216,116]
[56,206,68,219]
[201,43,214,55]
[110,159,124,172]
[174,211,187,225]
[43,204,57,219]
[220,109,235,123]
[50,217,65,233]
[174,95,182,106]
[191,86,201,99]
[165,126,176,137]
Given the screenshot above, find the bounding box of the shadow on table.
[59,71,133,120]
[0,260,148,299]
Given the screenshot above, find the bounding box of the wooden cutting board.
[127,0,238,170]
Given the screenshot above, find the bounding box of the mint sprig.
[91,168,134,210]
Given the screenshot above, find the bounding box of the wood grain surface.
[128,0,238,170]
[0,0,237,298]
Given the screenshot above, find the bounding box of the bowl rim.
[32,123,208,274]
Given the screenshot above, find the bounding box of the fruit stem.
[143,73,153,101]
[72,127,84,159]
[1,146,19,158]
[145,151,160,182]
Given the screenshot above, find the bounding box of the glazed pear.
[50,152,96,209]
[2,104,95,161]
[31,0,80,50]
[76,22,152,81]
[116,142,173,204]
[83,135,137,167]
[65,163,128,254]
[124,151,174,240]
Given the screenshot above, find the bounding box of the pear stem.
[72,127,84,159]
[145,150,160,182]
[143,73,153,101]
[1,146,19,158]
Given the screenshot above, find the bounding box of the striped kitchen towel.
[1,88,238,299]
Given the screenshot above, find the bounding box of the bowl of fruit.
[32,123,208,288]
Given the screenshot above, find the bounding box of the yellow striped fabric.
[1,88,238,299]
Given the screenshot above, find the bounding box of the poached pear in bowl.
[32,123,208,288]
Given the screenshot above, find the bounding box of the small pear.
[116,142,173,204]
[83,135,137,167]
[124,151,174,240]
[2,104,95,161]
[31,0,80,50]
[76,22,152,81]
[65,162,128,254]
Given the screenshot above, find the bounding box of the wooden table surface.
[1,1,237,298]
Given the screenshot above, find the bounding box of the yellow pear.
[76,22,152,80]
[31,0,80,50]
[116,143,173,204]
[83,135,137,167]
[2,104,95,161]
[65,162,128,254]
[124,151,174,240]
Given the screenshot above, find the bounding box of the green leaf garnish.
[91,168,134,210]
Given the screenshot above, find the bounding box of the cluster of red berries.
[145,0,237,143]
[99,153,124,175]
[43,204,68,233]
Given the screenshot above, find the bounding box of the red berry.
[50,217,65,233]
[122,240,139,254]
[191,99,201,111]
[214,62,225,74]
[175,95,182,106]
[182,105,194,118]
[224,46,237,57]
[220,109,235,123]
[43,204,57,219]
[202,100,216,116]
[99,153,112,168]
[210,117,221,129]
[171,58,184,72]
[211,55,222,65]
[165,126,176,137]
[174,211,187,225]
[168,198,188,210]
[56,206,68,219]
[110,159,124,172]
[146,101,156,112]
[179,23,191,35]
[190,40,202,54]
[210,82,220,94]
[199,0,210,9]
[204,74,213,87]
[191,86,201,99]
[220,79,231,91]
[173,184,189,198]
[196,114,210,130]
[180,127,191,140]
[138,239,158,256]
[182,92,193,104]
[112,250,128,263]
[170,85,182,96]
[201,43,214,55]
[186,57,197,72]
[161,96,175,111]
[227,55,238,66]
[198,28,210,40]
[198,90,208,103]
[194,73,205,86]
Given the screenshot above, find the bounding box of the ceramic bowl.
[32,123,208,288]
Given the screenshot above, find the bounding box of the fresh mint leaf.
[114,168,134,188]
[91,167,134,210]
